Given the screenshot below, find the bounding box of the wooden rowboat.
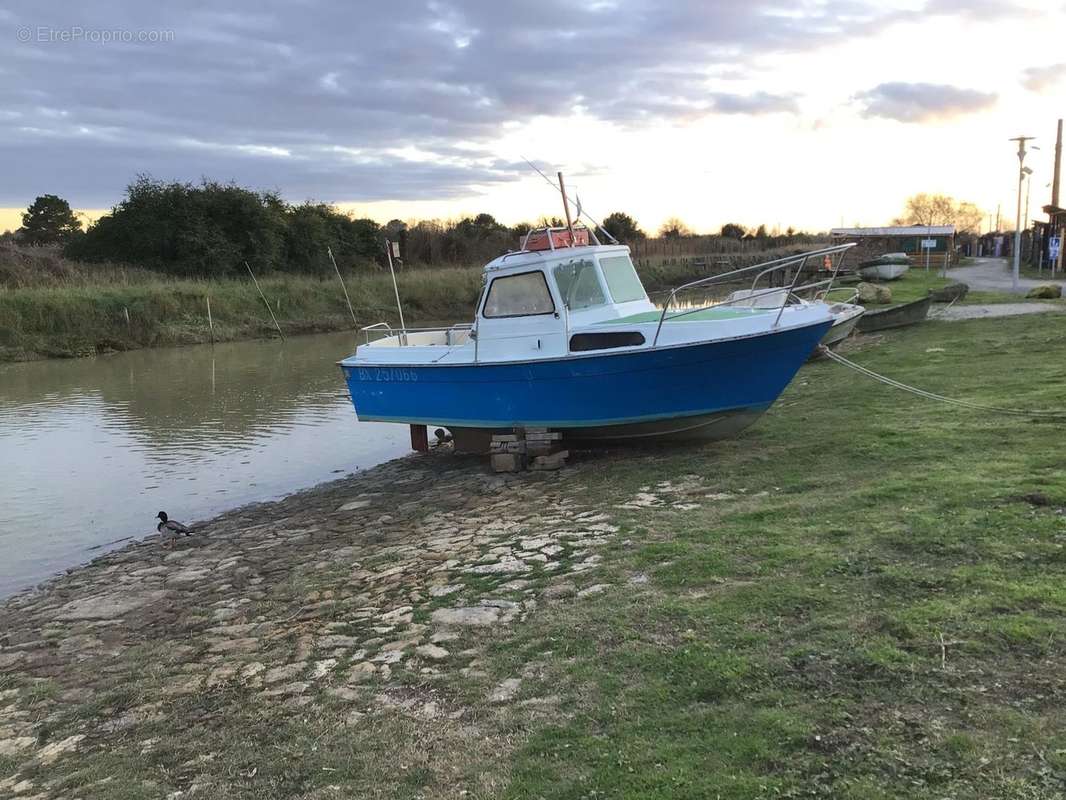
[855,295,932,333]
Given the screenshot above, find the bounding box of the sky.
[1,1,1065,236]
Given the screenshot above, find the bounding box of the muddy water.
[0,332,411,598]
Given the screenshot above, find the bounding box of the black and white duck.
[156,511,192,546]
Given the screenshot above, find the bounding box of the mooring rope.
[820,347,1066,420]
[926,295,961,318]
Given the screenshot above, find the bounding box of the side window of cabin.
[483,272,556,318]
[599,255,647,303]
[553,259,606,310]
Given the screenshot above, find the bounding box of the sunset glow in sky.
[2,1,1065,236]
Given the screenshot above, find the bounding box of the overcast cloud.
[0,1,1023,208]
[1022,63,1066,93]
[854,82,998,123]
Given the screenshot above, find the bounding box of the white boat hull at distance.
[858,263,909,281]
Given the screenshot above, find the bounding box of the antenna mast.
[521,158,619,244]
[558,172,575,241]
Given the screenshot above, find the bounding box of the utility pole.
[1053,118,1062,208]
[1009,136,1036,290]
[1024,168,1032,229]
[1054,120,1063,276]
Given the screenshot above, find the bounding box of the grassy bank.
[491,315,1066,797]
[2,314,1065,798]
[0,269,485,361]
[0,244,827,362]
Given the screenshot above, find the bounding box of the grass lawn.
[861,268,951,305]
[862,268,1027,306]
[487,313,1066,799]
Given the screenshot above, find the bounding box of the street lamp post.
[1009,136,1036,290]
[1023,166,1033,227]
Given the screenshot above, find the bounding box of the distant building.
[1033,205,1066,269]
[830,225,955,255]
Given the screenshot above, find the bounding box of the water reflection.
[0,332,408,598]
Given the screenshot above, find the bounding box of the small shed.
[830,225,957,264]
[1033,205,1066,270]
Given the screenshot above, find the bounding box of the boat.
[817,297,865,350]
[858,252,911,281]
[854,295,933,332]
[339,230,854,446]
[858,262,909,281]
[871,252,909,263]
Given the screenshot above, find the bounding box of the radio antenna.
[521,157,619,244]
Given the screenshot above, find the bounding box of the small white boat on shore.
[858,252,911,281]
[858,262,909,281]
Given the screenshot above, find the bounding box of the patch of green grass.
[0,753,19,778]
[494,313,1066,799]
[861,268,952,305]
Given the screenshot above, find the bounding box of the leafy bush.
[66,177,384,277]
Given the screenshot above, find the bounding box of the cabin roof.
[830,225,956,237]
[483,243,631,274]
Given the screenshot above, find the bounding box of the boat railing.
[359,322,475,348]
[651,243,856,346]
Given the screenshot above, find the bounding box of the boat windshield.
[599,255,647,303]
[553,258,607,311]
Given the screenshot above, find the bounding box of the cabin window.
[600,255,647,303]
[483,271,556,318]
[553,259,606,310]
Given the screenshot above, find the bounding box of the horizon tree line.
[1,178,988,277]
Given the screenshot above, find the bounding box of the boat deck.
[599,307,767,325]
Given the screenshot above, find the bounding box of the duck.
[156,511,192,546]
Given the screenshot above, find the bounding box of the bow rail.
[651,243,856,346]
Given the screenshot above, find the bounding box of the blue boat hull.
[341,320,829,440]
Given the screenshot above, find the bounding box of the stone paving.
[0,449,632,797]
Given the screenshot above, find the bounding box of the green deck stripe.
[597,307,766,325]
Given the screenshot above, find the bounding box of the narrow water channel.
[0,332,411,598]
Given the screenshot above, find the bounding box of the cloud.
[0,1,1010,206]
[710,92,800,115]
[1022,63,1066,93]
[854,82,997,123]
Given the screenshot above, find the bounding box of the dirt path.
[951,257,1064,294]
[936,302,1066,320]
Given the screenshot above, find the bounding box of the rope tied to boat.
[819,347,1066,420]
[926,294,961,318]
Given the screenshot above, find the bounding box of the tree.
[754,224,768,240]
[658,217,693,238]
[720,223,746,239]
[68,177,296,275]
[601,212,645,242]
[19,194,82,245]
[893,193,983,234]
